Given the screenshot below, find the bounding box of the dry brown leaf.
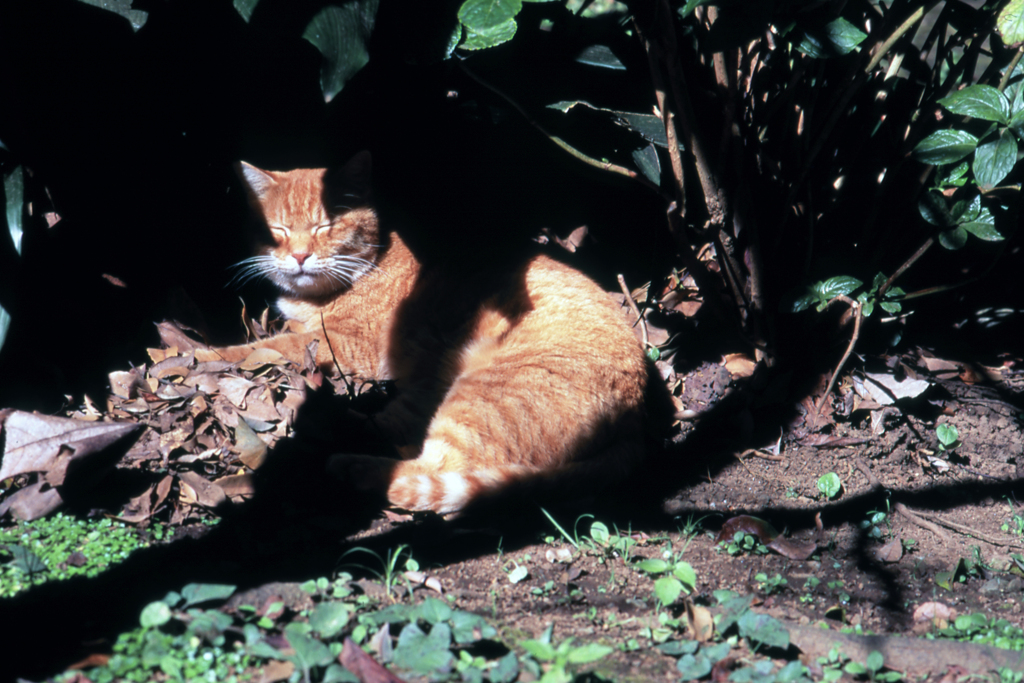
[109,370,144,400]
[684,602,715,642]
[212,472,256,502]
[716,515,778,544]
[257,659,294,683]
[722,353,756,378]
[765,536,817,561]
[177,471,228,508]
[233,416,269,470]
[120,483,156,524]
[0,481,64,521]
[218,376,258,408]
[340,637,409,683]
[913,601,954,625]
[874,538,903,564]
[0,411,139,484]
[156,321,206,352]
[239,348,287,371]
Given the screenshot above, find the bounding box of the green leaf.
[1009,108,1024,140]
[657,640,700,656]
[460,18,517,50]
[938,226,968,250]
[233,0,260,23]
[654,577,683,606]
[939,85,1011,124]
[636,558,670,574]
[679,0,712,19]
[913,130,979,165]
[302,2,379,103]
[632,144,661,186]
[973,130,1018,190]
[645,346,661,361]
[393,622,455,674]
[997,0,1024,45]
[672,561,697,591]
[737,610,790,649]
[6,545,45,575]
[576,45,625,70]
[866,650,885,673]
[589,521,609,545]
[286,629,335,669]
[309,602,350,638]
[818,275,862,300]
[322,664,360,683]
[140,601,172,628]
[817,472,842,499]
[566,642,613,664]
[77,0,147,31]
[451,610,497,643]
[845,661,869,675]
[961,208,1003,241]
[936,423,959,447]
[491,651,519,683]
[677,653,713,679]
[918,191,955,227]
[546,101,680,150]
[521,638,557,661]
[795,17,867,58]
[416,597,453,624]
[180,583,236,608]
[777,661,809,682]
[458,0,522,31]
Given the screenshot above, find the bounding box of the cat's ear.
[339,151,372,196]
[236,161,277,200]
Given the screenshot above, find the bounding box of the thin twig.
[894,503,951,542]
[617,274,650,349]
[457,61,661,194]
[901,505,1023,548]
[879,236,933,298]
[866,1,942,75]
[998,46,1024,92]
[320,311,352,394]
[812,297,862,419]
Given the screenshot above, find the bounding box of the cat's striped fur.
[205,152,648,514]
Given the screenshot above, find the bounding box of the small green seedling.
[635,554,697,608]
[859,506,890,540]
[754,573,787,595]
[520,626,613,683]
[817,472,842,499]
[721,531,769,556]
[339,544,415,598]
[936,424,961,452]
[844,650,903,682]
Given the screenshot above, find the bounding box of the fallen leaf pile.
[0,319,336,526]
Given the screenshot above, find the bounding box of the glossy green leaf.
[938,85,1011,124]
[673,561,697,590]
[458,0,522,31]
[309,602,351,638]
[180,583,236,608]
[866,650,885,673]
[491,652,519,683]
[460,18,517,50]
[233,0,260,23]
[918,191,955,227]
[679,0,712,18]
[520,638,557,661]
[394,622,454,674]
[677,653,713,679]
[416,597,453,624]
[973,130,1018,190]
[938,226,968,250]
[140,602,172,628]
[548,100,680,149]
[737,610,790,649]
[997,0,1024,45]
[913,130,979,165]
[576,45,625,70]
[636,558,670,574]
[632,144,661,186]
[77,0,147,31]
[819,275,862,300]
[654,577,683,606]
[961,208,1003,241]
[566,642,613,664]
[795,17,867,58]
[817,472,842,499]
[303,2,379,103]
[1009,108,1024,140]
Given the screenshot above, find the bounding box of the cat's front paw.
[327,454,393,492]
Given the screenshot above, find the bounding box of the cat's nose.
[293,252,310,265]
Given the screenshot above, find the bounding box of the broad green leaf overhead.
[77,0,147,31]
[303,1,380,103]
[576,45,625,70]
[458,0,523,32]
[233,0,260,23]
[460,18,518,50]
[912,130,979,165]
[938,225,968,249]
[632,144,661,185]
[795,17,867,58]
[961,209,1003,241]
[938,85,1010,124]
[997,0,1024,45]
[972,130,1017,190]
[548,100,682,149]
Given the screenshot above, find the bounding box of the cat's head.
[233,152,380,298]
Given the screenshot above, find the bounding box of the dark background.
[0,0,675,410]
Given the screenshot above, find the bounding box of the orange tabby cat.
[205,152,648,514]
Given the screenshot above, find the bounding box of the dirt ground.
[3,329,1024,681]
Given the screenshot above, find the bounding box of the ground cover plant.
[1,0,1024,681]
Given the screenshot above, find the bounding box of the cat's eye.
[313,223,332,235]
[269,224,290,238]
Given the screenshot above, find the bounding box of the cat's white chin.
[273,272,337,298]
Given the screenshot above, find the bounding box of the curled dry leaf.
[765,536,817,561]
[0,411,139,485]
[177,471,228,508]
[0,480,64,521]
[716,515,778,544]
[684,602,715,643]
[874,538,904,564]
[232,416,269,470]
[913,601,954,625]
[238,347,288,371]
[212,472,256,502]
[722,353,756,378]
